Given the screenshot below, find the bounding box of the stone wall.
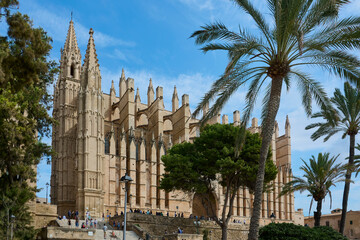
[111,213,249,240]
[38,227,98,240]
[28,202,58,229]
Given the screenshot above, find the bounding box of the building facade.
[51,20,298,223]
[304,209,360,239]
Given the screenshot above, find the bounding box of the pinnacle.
[285,115,290,128]
[83,28,99,71]
[121,68,125,79]
[148,78,154,93]
[173,85,178,98]
[135,87,141,102]
[64,20,80,55]
[111,80,115,90]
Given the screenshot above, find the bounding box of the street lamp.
[194,220,201,234]
[46,182,49,204]
[10,215,15,240]
[270,213,276,223]
[120,173,133,240]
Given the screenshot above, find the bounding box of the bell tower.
[51,19,81,214]
[76,28,105,217]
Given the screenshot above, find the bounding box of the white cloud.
[178,0,215,11]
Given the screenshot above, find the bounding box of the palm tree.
[190,1,360,239]
[280,153,345,227]
[306,82,360,234]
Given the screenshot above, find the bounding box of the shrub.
[259,223,348,240]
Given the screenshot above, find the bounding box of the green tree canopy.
[160,124,277,240]
[0,1,58,239]
[306,82,360,234]
[190,0,360,238]
[280,153,346,227]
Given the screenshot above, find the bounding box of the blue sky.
[12,0,360,216]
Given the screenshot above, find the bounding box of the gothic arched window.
[70,64,75,77]
[105,135,110,154]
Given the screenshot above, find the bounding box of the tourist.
[117,221,120,230]
[94,219,97,228]
[102,213,105,221]
[90,219,93,228]
[68,210,71,219]
[68,218,71,227]
[103,224,107,238]
[75,217,79,227]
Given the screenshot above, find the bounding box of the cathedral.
[51,20,298,223]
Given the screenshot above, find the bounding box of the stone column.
[150,136,157,209]
[159,142,166,210]
[128,128,137,208]
[139,136,146,208]
[119,128,127,207]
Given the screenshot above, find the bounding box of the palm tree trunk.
[339,134,355,234]
[314,200,322,227]
[248,77,283,240]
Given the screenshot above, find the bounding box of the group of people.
[232,219,246,224]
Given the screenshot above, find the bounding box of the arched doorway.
[192,192,217,218]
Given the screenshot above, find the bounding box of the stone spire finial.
[82,28,101,89]
[147,78,154,106]
[148,78,154,92]
[61,20,81,79]
[172,85,179,112]
[63,20,80,54]
[119,68,126,98]
[285,115,290,136]
[274,120,279,137]
[121,68,125,79]
[110,80,116,96]
[135,87,141,102]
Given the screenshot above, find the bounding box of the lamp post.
[270,213,276,223]
[10,215,15,240]
[46,182,49,204]
[194,220,201,234]
[120,173,133,240]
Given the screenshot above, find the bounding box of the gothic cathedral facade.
[51,21,296,222]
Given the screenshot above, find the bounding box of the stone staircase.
[55,219,140,239]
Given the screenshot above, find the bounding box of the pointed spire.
[110,80,116,95]
[61,19,81,79]
[119,68,126,98]
[285,115,290,128]
[274,120,279,137]
[82,28,101,88]
[148,78,154,92]
[172,85,179,112]
[64,20,80,55]
[83,28,99,71]
[135,87,141,102]
[285,115,290,136]
[121,68,125,79]
[147,78,154,106]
